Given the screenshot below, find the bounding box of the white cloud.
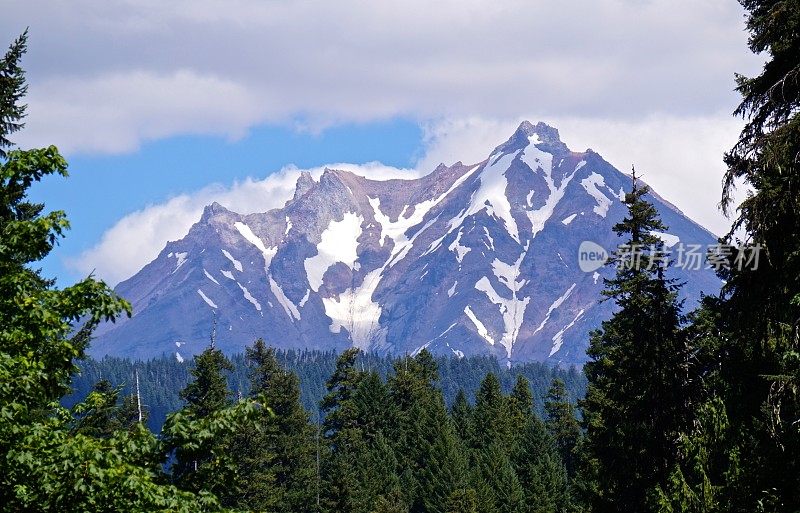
[18,70,269,154]
[3,0,762,154]
[70,162,420,284]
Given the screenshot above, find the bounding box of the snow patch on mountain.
[550,308,585,357]
[204,269,219,285]
[269,276,300,320]
[449,229,471,263]
[237,282,262,312]
[532,283,576,337]
[322,268,383,349]
[197,288,218,309]
[235,221,278,272]
[447,281,457,298]
[475,253,530,358]
[521,147,578,239]
[305,212,363,292]
[411,342,431,357]
[221,249,243,272]
[169,252,188,273]
[483,228,495,250]
[651,230,680,247]
[432,322,458,344]
[298,289,310,308]
[580,172,613,217]
[447,151,521,243]
[464,305,495,346]
[381,165,480,266]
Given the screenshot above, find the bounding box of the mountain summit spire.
[491,121,568,156]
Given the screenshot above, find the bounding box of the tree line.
[62,351,585,433]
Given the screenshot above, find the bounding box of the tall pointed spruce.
[172,344,234,494]
[580,171,691,512]
[226,339,317,512]
[544,378,581,478]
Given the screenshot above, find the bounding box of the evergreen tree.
[0,29,26,157]
[520,419,571,513]
[388,350,467,513]
[372,488,411,513]
[172,345,235,494]
[451,388,473,443]
[711,0,800,509]
[470,440,525,513]
[320,348,370,512]
[470,373,512,450]
[354,432,403,512]
[419,408,470,513]
[70,379,124,438]
[510,383,572,513]
[580,173,691,512]
[544,378,581,478]
[446,488,478,513]
[226,338,317,512]
[321,347,363,443]
[507,375,534,459]
[465,373,531,513]
[180,346,233,417]
[117,392,148,430]
[508,374,533,420]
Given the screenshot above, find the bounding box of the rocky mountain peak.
[90,123,722,367]
[491,120,569,157]
[293,171,316,200]
[200,201,233,223]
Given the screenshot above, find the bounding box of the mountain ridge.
[90,121,721,365]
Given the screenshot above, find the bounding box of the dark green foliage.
[710,0,800,510]
[451,389,473,442]
[70,379,146,437]
[460,373,573,513]
[544,378,581,478]
[514,417,570,513]
[0,30,26,157]
[226,339,317,512]
[67,351,587,433]
[580,174,691,512]
[446,487,478,513]
[470,373,512,449]
[172,346,237,495]
[180,346,233,417]
[64,350,584,511]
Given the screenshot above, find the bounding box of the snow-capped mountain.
[89,122,721,366]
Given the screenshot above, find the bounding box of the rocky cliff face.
[89,121,720,366]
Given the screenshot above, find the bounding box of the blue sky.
[4,0,763,286]
[31,119,425,284]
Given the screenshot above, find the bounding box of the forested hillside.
[63,352,586,432]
